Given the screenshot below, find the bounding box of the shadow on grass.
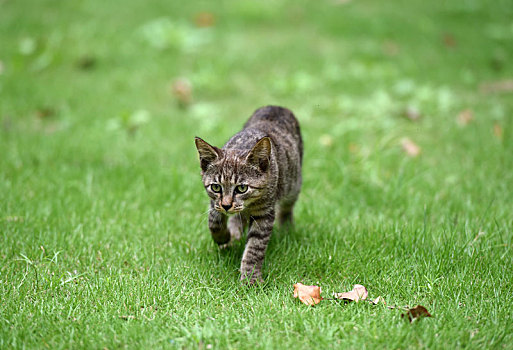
[204,221,327,288]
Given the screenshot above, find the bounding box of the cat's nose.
[222,204,232,212]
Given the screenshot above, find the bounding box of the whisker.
[250,216,262,231]
[196,207,214,229]
[238,212,243,233]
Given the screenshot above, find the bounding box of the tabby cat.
[195,106,303,283]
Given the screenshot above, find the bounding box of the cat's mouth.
[214,205,243,214]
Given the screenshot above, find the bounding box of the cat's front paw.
[211,231,230,245]
[218,231,243,250]
[218,240,233,250]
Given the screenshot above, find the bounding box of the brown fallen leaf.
[293,283,322,306]
[333,284,368,302]
[401,138,421,157]
[171,78,192,108]
[442,33,457,48]
[457,109,473,126]
[35,107,56,119]
[493,123,503,140]
[401,305,432,323]
[194,12,216,27]
[348,143,359,155]
[403,106,422,121]
[479,79,513,94]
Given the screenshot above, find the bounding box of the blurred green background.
[1,0,513,348]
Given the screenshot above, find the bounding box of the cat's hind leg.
[277,194,298,227]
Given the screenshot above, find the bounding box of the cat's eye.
[210,184,222,193]
[235,184,248,194]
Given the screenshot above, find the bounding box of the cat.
[195,105,303,284]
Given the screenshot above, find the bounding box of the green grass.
[1,0,513,348]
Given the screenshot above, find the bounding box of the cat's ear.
[246,137,272,172]
[195,137,222,171]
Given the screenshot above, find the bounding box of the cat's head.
[195,136,272,214]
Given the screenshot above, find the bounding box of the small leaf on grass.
[348,143,359,154]
[442,33,457,48]
[333,284,368,302]
[194,12,216,28]
[403,106,421,121]
[493,123,503,140]
[401,138,421,157]
[401,305,432,323]
[457,109,474,126]
[370,296,386,305]
[171,78,192,108]
[293,283,322,306]
[35,107,56,119]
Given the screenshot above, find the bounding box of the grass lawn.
[1,0,513,348]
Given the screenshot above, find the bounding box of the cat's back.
[244,106,301,141]
[223,106,303,201]
[226,105,301,153]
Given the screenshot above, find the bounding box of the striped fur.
[195,106,303,283]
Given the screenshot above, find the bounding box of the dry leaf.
[457,109,473,126]
[333,284,368,302]
[171,78,192,108]
[403,106,421,121]
[35,107,56,119]
[293,283,322,306]
[348,143,359,154]
[442,33,456,48]
[370,296,386,305]
[194,12,216,27]
[493,123,503,140]
[401,305,432,322]
[480,79,513,94]
[401,138,421,157]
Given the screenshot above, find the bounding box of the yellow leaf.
[333,284,368,302]
[293,283,323,306]
[401,138,421,157]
